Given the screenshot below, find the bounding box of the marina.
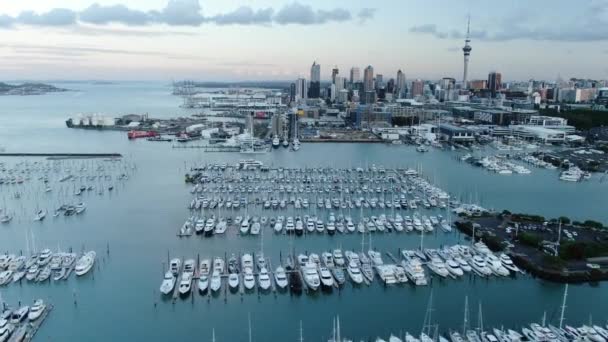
[0,81,607,341]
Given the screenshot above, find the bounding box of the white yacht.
[9,307,29,325]
[427,257,449,278]
[272,136,280,148]
[27,300,45,321]
[486,255,510,276]
[402,258,428,286]
[241,254,254,271]
[228,273,239,290]
[499,254,520,273]
[333,249,345,267]
[258,267,271,290]
[240,218,250,234]
[159,271,176,295]
[243,268,255,290]
[74,251,96,276]
[169,258,181,276]
[33,209,47,221]
[0,318,14,342]
[210,271,222,292]
[274,266,288,289]
[178,273,192,296]
[445,259,464,277]
[470,255,493,276]
[346,261,364,284]
[454,256,472,272]
[318,266,334,288]
[301,262,320,290]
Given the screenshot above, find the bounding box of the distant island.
[0,82,69,96]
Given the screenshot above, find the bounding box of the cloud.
[357,8,376,23]
[210,6,274,25]
[409,2,608,42]
[0,1,364,30]
[17,9,76,26]
[274,3,351,25]
[79,4,151,26]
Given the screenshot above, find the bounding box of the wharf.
[300,138,383,143]
[172,145,241,152]
[21,304,54,342]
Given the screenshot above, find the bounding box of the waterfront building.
[510,125,566,143]
[438,123,475,143]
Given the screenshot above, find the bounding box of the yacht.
[274,266,288,289]
[25,265,39,281]
[333,249,345,267]
[470,255,492,276]
[198,259,210,293]
[272,136,280,148]
[318,266,334,288]
[37,249,52,266]
[346,261,364,284]
[282,139,289,148]
[33,209,47,221]
[402,258,428,286]
[0,271,11,286]
[9,307,29,325]
[499,254,520,273]
[27,300,45,321]
[75,202,86,214]
[258,267,271,290]
[454,256,472,272]
[0,318,14,342]
[427,257,449,278]
[160,271,176,295]
[243,268,256,290]
[210,271,222,292]
[486,255,510,276]
[36,267,51,282]
[226,272,238,291]
[169,258,181,276]
[240,217,250,234]
[301,262,320,290]
[214,219,227,234]
[74,251,96,276]
[445,259,464,277]
[241,254,254,271]
[178,272,193,296]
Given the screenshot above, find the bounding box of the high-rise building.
[396,70,406,98]
[462,16,472,89]
[350,67,360,84]
[332,66,339,84]
[411,79,424,97]
[440,78,456,91]
[488,72,502,97]
[469,80,486,90]
[375,74,384,90]
[363,65,374,93]
[386,79,395,94]
[295,78,307,101]
[309,61,321,98]
[289,83,296,102]
[335,76,345,93]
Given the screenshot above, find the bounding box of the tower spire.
[462,14,472,90]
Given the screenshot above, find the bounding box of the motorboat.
[258,267,271,290]
[9,307,29,325]
[368,250,383,267]
[25,265,39,281]
[318,266,334,288]
[210,271,222,292]
[0,271,11,286]
[178,273,193,296]
[470,255,492,276]
[228,273,239,290]
[487,255,510,276]
[499,254,520,273]
[74,251,96,276]
[214,219,227,234]
[0,318,15,342]
[402,258,428,286]
[454,256,472,272]
[333,249,345,267]
[160,271,176,295]
[240,218,250,234]
[198,259,210,293]
[301,262,320,290]
[243,268,256,290]
[36,267,52,282]
[33,209,47,221]
[346,261,364,284]
[37,249,52,266]
[169,258,181,276]
[427,257,449,278]
[445,259,464,277]
[27,300,45,321]
[274,266,288,289]
[241,254,254,271]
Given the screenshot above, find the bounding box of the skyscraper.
[411,79,424,97]
[309,61,321,98]
[488,72,502,97]
[332,66,339,84]
[396,70,406,98]
[462,16,472,89]
[363,65,374,93]
[375,74,384,90]
[350,67,360,84]
[295,78,307,101]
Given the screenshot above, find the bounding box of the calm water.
[0,82,607,341]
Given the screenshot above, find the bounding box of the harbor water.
[1,81,607,341]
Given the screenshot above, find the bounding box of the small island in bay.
[0,82,69,96]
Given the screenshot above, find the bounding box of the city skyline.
[1,0,607,81]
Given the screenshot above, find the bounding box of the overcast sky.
[1,0,607,82]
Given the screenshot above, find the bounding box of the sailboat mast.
[559,284,568,329]
[463,296,469,335]
[299,320,304,342]
[248,313,252,342]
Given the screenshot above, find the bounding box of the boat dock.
[22,304,54,342]
[171,145,241,152]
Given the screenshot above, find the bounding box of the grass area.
[559,241,608,261]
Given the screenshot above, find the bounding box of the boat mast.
[300,320,304,342]
[212,328,216,342]
[248,313,252,342]
[477,302,483,334]
[559,284,568,329]
[463,296,469,335]
[337,315,341,342]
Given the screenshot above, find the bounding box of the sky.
[1,0,607,82]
